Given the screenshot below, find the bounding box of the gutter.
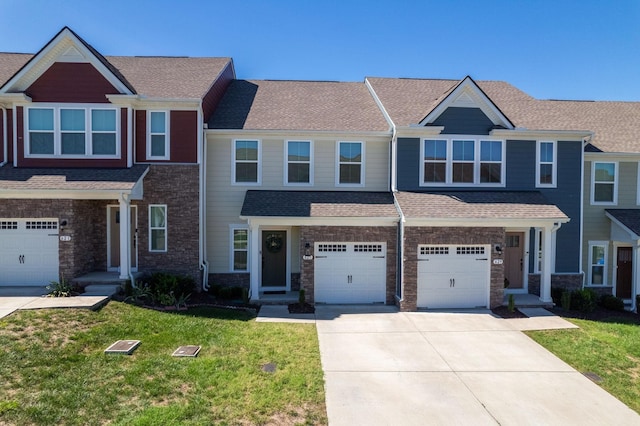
[198,104,210,291]
[392,192,406,305]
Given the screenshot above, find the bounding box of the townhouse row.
[0,27,638,311]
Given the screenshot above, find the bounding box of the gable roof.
[208,79,389,132]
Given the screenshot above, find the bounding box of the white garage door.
[417,245,489,309]
[0,219,59,286]
[314,242,386,304]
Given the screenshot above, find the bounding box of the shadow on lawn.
[548,306,640,326]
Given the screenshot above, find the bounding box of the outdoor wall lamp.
[494,244,503,255]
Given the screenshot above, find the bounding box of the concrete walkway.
[0,287,109,319]
[257,305,640,425]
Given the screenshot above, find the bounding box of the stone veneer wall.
[298,226,398,304]
[529,273,584,296]
[402,227,505,311]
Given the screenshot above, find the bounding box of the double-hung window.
[230,227,249,271]
[588,241,607,285]
[26,106,118,157]
[286,140,312,185]
[149,205,167,252]
[537,141,556,187]
[591,162,617,204]
[233,140,260,184]
[421,138,504,186]
[148,111,169,159]
[337,141,364,186]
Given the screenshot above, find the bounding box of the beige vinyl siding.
[206,134,390,273]
[582,160,638,286]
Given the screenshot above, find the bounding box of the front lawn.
[0,302,326,425]
[527,315,640,414]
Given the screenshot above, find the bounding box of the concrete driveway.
[315,306,640,426]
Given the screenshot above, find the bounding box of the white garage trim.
[0,218,59,286]
[314,242,386,304]
[417,244,490,309]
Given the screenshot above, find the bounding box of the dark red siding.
[0,111,4,163]
[120,108,128,164]
[26,62,120,103]
[135,110,146,162]
[170,111,198,163]
[202,61,235,121]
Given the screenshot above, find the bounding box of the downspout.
[393,193,406,306]
[0,107,7,167]
[198,104,210,291]
[579,134,591,286]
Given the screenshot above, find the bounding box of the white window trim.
[232,139,262,185]
[587,241,608,286]
[536,140,557,188]
[335,140,365,187]
[229,225,249,272]
[420,137,506,187]
[534,228,542,274]
[591,161,618,205]
[24,104,120,159]
[147,110,170,160]
[148,204,168,253]
[284,140,314,186]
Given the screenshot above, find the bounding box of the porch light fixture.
[59,219,68,231]
[494,245,503,255]
[303,242,313,260]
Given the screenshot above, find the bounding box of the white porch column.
[249,221,260,300]
[119,194,131,280]
[540,225,553,303]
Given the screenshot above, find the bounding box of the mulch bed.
[491,306,528,319]
[547,306,640,324]
[288,302,315,314]
[113,291,261,314]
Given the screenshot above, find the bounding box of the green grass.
[527,317,640,414]
[0,302,327,425]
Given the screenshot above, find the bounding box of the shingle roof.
[0,164,148,192]
[208,80,390,132]
[395,191,568,220]
[605,209,640,237]
[0,53,231,99]
[241,190,398,218]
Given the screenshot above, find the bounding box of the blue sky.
[1,0,639,101]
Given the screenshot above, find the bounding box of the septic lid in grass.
[104,340,141,355]
[172,345,201,357]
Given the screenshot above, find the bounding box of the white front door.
[314,242,386,304]
[417,245,490,309]
[0,219,59,286]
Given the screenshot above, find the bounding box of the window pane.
[539,163,553,184]
[234,230,248,249]
[424,162,446,183]
[424,140,446,160]
[480,141,501,161]
[150,206,166,227]
[591,266,604,285]
[29,133,54,154]
[452,163,474,183]
[92,109,116,131]
[340,164,361,184]
[453,140,474,161]
[61,109,85,131]
[595,163,615,182]
[288,163,310,183]
[340,142,361,163]
[236,163,258,182]
[288,141,310,161]
[236,140,258,161]
[540,142,553,162]
[594,183,614,202]
[28,109,53,131]
[151,229,166,251]
[151,135,165,157]
[592,246,605,264]
[61,133,86,154]
[480,163,501,183]
[234,251,247,270]
[93,133,116,155]
[150,112,165,133]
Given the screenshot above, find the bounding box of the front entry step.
[83,284,121,297]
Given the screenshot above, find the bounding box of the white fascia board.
[605,211,640,241]
[0,93,32,107]
[206,128,392,139]
[396,126,445,138]
[0,189,134,200]
[240,216,399,227]
[491,129,593,141]
[404,217,569,228]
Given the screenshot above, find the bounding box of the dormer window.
[26,105,118,157]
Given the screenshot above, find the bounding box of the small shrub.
[299,289,306,305]
[551,287,564,305]
[123,280,133,297]
[507,294,515,313]
[599,294,625,312]
[46,279,73,297]
[570,289,597,313]
[218,286,244,300]
[561,291,571,310]
[208,284,221,297]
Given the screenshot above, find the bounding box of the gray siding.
[431,107,494,135]
[397,137,421,190]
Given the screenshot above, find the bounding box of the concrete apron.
[316,306,640,426]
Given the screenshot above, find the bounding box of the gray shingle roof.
[396,191,568,220]
[0,164,148,192]
[208,80,390,132]
[241,190,398,218]
[605,209,640,237]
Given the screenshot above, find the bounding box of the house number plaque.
[493,259,503,265]
[60,235,71,242]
